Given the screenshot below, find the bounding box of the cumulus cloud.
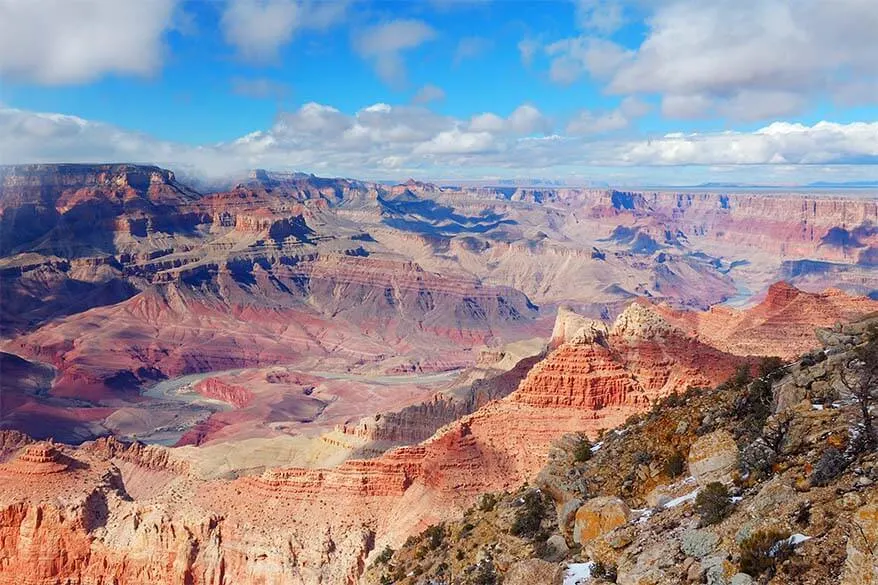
[221,0,347,62]
[566,98,648,135]
[545,36,632,84]
[541,0,878,122]
[619,121,878,166]
[0,0,179,84]
[353,19,437,86]
[469,105,551,135]
[3,106,876,181]
[412,84,446,105]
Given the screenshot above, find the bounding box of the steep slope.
[366,314,878,585]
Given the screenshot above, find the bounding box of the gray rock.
[681,529,719,559]
[856,476,874,488]
[702,555,730,585]
[687,561,705,582]
[730,574,754,585]
[558,498,582,531]
[544,534,569,562]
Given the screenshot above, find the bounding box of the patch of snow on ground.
[564,562,595,585]
[812,403,825,410]
[632,508,653,524]
[591,441,604,453]
[664,489,699,508]
[787,533,812,546]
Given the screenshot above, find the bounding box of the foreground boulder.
[688,430,739,485]
[573,496,632,545]
[843,503,878,585]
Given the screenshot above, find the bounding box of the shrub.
[478,493,498,512]
[592,560,618,582]
[758,356,786,379]
[739,528,792,578]
[471,560,498,585]
[511,490,547,538]
[810,447,846,486]
[374,546,393,565]
[423,524,446,550]
[695,482,733,526]
[664,451,685,478]
[729,364,753,388]
[573,436,593,462]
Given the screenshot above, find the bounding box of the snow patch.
[564,562,595,584]
[590,441,604,453]
[664,489,699,508]
[786,533,812,546]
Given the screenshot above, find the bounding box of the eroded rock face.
[688,430,739,485]
[657,282,878,360]
[504,559,563,585]
[843,503,878,585]
[573,496,632,545]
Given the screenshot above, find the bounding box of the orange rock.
[573,496,632,545]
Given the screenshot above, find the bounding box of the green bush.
[695,482,733,526]
[758,356,785,379]
[739,528,792,578]
[730,364,753,388]
[511,491,547,538]
[374,546,393,565]
[423,524,446,549]
[573,436,593,462]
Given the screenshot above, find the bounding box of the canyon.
[0,164,877,584]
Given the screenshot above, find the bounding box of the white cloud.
[412,84,446,105]
[540,0,878,122]
[545,36,632,84]
[3,106,876,182]
[566,109,628,135]
[574,0,625,34]
[414,129,496,155]
[619,121,878,166]
[353,19,437,86]
[221,0,347,62]
[469,105,550,135]
[0,0,178,84]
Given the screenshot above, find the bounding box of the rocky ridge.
[363,314,878,585]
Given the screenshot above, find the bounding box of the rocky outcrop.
[657,281,878,359]
[573,496,632,545]
[688,430,739,485]
[843,503,878,585]
[194,378,254,408]
[0,443,68,475]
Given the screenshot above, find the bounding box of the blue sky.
[1,0,877,185]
